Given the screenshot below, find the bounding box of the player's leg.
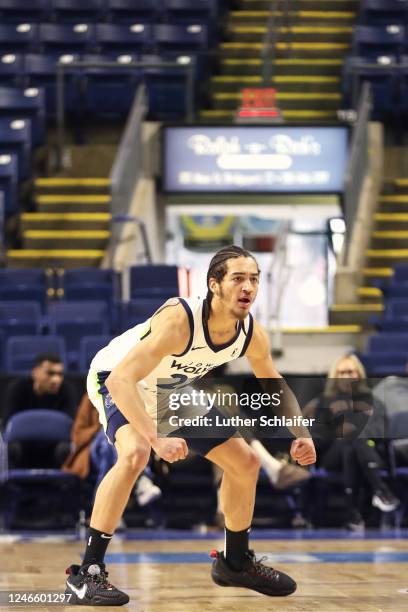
[205,436,297,597]
[65,424,150,606]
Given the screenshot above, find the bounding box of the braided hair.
[203,245,258,324]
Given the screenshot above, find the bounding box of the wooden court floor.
[1,533,408,611]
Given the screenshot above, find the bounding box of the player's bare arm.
[246,319,316,467]
[106,301,189,462]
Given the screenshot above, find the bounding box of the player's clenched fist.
[290,437,316,466]
[152,437,188,463]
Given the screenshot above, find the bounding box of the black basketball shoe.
[65,562,129,606]
[210,549,297,597]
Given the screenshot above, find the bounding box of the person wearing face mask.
[303,353,400,531]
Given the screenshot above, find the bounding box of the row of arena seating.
[0,0,221,24]
[361,265,408,375]
[0,265,180,371]
[352,25,407,59]
[0,23,212,55]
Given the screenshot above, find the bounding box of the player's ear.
[209,278,218,295]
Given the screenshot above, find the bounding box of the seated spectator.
[2,353,77,468]
[373,366,408,420]
[304,353,400,531]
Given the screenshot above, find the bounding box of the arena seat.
[0,301,42,338]
[129,265,179,300]
[360,0,408,26]
[0,0,49,23]
[48,300,110,367]
[0,153,18,216]
[62,267,117,303]
[368,332,408,353]
[119,298,165,331]
[1,409,81,529]
[95,23,154,55]
[163,0,217,24]
[0,87,46,147]
[81,53,143,116]
[0,118,31,180]
[50,0,105,24]
[0,268,48,308]
[387,411,408,525]
[342,55,399,121]
[105,0,162,24]
[78,334,113,373]
[5,335,67,373]
[0,24,39,54]
[24,54,81,116]
[0,54,25,87]
[39,23,96,55]
[352,25,406,58]
[153,23,209,55]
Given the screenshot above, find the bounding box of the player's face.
[32,360,64,394]
[217,256,259,320]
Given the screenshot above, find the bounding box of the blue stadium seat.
[0,328,4,370]
[342,55,399,120]
[48,300,110,366]
[0,301,42,338]
[62,267,116,300]
[393,263,408,283]
[1,409,81,529]
[78,334,112,373]
[400,56,408,120]
[0,24,39,54]
[163,0,217,23]
[0,118,31,180]
[81,54,143,116]
[0,87,46,147]
[0,153,18,216]
[0,268,48,308]
[50,0,105,23]
[368,332,408,353]
[0,54,25,87]
[24,55,82,116]
[95,23,154,55]
[153,23,209,54]
[39,23,96,55]
[352,25,405,58]
[361,0,408,26]
[106,0,162,24]
[129,264,179,300]
[120,298,165,331]
[0,0,49,23]
[5,335,67,373]
[141,54,194,119]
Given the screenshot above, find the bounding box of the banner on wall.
[163,125,349,193]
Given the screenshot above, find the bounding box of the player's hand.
[290,437,316,466]
[151,437,188,463]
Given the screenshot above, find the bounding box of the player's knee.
[228,448,260,479]
[118,442,150,474]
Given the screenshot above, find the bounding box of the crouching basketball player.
[64,246,316,605]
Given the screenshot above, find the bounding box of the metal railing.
[261,0,291,85]
[108,83,151,265]
[343,82,372,261]
[55,58,195,169]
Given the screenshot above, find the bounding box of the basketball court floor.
[1,529,408,611]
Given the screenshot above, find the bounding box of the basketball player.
[65,246,316,605]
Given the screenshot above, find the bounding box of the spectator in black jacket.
[2,353,77,468]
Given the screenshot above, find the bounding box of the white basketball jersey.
[89,296,253,418]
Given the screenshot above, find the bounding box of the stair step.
[211,75,340,93]
[220,41,349,58]
[211,90,340,110]
[363,267,393,277]
[395,178,408,189]
[329,302,383,326]
[21,212,111,231]
[6,249,105,268]
[227,25,353,43]
[366,249,408,266]
[229,10,356,26]
[239,0,358,9]
[221,57,343,75]
[35,194,110,213]
[23,229,110,249]
[34,177,111,195]
[357,286,383,301]
[199,108,338,121]
[372,230,408,248]
[375,212,408,230]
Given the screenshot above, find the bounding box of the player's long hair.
[203,245,258,323]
